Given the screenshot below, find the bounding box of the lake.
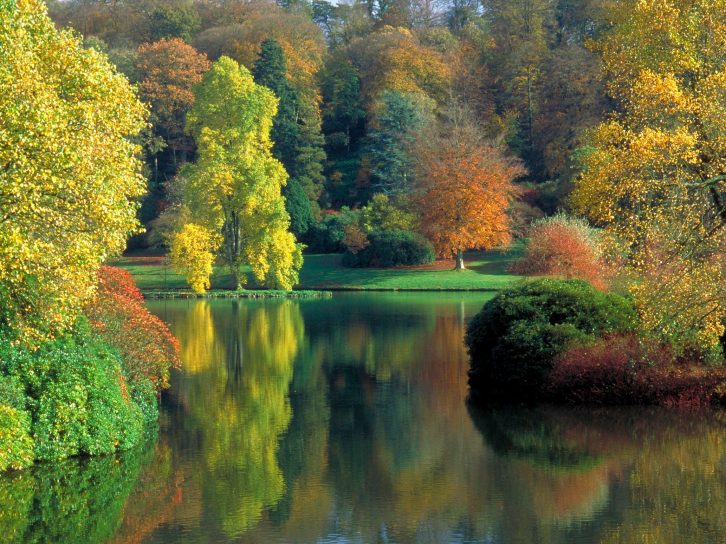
[1,293,724,543]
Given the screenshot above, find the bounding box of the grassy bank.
[115,246,522,292]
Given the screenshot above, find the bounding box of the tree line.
[41,0,726,354]
[46,0,607,240]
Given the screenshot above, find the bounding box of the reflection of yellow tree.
[176,300,303,537]
[174,301,223,375]
[598,415,726,544]
[141,295,726,544]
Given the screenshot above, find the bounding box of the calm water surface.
[1,293,725,544]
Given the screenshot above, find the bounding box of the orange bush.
[513,214,611,290]
[86,266,180,390]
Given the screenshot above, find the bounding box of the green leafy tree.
[360,193,416,233]
[149,4,200,42]
[252,39,301,174]
[169,57,303,291]
[366,90,434,195]
[252,38,327,223]
[284,178,315,239]
[0,0,147,344]
[320,50,367,151]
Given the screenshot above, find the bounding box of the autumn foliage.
[412,118,524,264]
[548,335,726,407]
[0,0,147,344]
[137,38,211,148]
[513,214,611,290]
[572,0,726,351]
[86,266,180,390]
[348,26,453,106]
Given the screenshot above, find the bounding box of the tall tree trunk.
[454,250,466,271]
[231,267,243,291]
[527,69,534,158]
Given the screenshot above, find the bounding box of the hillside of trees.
[46,0,608,242]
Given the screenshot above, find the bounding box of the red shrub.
[86,266,180,390]
[96,265,145,302]
[513,214,611,290]
[548,335,726,406]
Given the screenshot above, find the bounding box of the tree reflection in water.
[2,295,722,544]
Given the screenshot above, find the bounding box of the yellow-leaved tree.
[0,0,147,343]
[572,0,726,354]
[169,56,303,292]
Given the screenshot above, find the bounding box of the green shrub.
[305,208,360,253]
[465,279,637,400]
[342,229,435,268]
[0,321,144,464]
[0,404,34,472]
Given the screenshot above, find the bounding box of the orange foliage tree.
[412,110,524,269]
[136,38,211,153]
[192,6,325,109]
[85,266,180,391]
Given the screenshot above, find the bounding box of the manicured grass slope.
[114,246,522,291]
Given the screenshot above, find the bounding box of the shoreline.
[142,289,333,299]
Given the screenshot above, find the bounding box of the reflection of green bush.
[0,441,151,544]
[0,320,144,466]
[0,376,33,471]
[467,404,602,472]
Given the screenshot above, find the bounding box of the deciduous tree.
[136,38,211,157]
[0,0,147,343]
[482,0,555,166]
[347,25,453,105]
[169,57,303,291]
[571,0,726,353]
[412,107,524,269]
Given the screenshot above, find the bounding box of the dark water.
[1,293,725,544]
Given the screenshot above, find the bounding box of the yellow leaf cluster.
[0,0,147,343]
[169,223,219,294]
[574,0,726,351]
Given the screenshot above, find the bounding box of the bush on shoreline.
[1,267,179,472]
[86,266,180,393]
[466,278,725,406]
[0,322,144,470]
[466,279,637,400]
[548,335,726,406]
[511,213,611,290]
[342,229,435,268]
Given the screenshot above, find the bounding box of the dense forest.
[46,0,607,240]
[43,0,725,356]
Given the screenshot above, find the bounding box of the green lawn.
[114,246,523,292]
